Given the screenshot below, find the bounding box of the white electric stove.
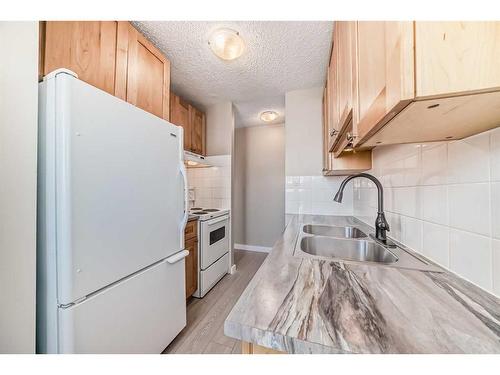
[188,207,230,298]
[189,207,230,221]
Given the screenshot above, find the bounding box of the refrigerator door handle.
[166,250,189,264]
[180,162,189,248]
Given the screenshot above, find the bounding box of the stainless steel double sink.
[295,224,442,272]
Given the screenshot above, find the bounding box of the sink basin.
[302,224,367,239]
[300,236,398,264]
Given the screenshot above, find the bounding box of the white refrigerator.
[37,69,189,353]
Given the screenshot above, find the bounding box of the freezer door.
[41,72,184,305]
[57,257,186,353]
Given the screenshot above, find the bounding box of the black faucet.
[333,173,390,244]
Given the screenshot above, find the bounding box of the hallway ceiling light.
[260,110,279,123]
[208,28,245,61]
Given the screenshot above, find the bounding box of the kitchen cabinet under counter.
[224,214,500,354]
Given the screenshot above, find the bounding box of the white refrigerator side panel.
[52,74,184,304]
[36,78,59,353]
[58,258,186,353]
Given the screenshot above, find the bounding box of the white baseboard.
[234,243,272,253]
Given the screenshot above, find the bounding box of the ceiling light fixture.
[208,28,245,61]
[260,111,279,123]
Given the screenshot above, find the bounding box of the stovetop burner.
[192,211,209,215]
[204,209,219,212]
[191,207,203,210]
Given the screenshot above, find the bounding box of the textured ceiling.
[132,21,333,127]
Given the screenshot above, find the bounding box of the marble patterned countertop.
[224,215,500,353]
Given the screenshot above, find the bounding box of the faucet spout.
[333,173,390,243]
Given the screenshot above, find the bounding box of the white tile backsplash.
[447,131,490,184]
[493,239,500,296]
[491,127,500,181]
[448,183,490,236]
[187,155,231,209]
[353,128,500,297]
[422,222,450,267]
[491,182,500,240]
[421,142,448,185]
[285,175,353,215]
[421,185,448,225]
[402,216,423,253]
[449,229,492,291]
[392,187,422,218]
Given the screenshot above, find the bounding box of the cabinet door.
[415,22,500,97]
[124,24,170,121]
[184,238,198,299]
[170,94,192,151]
[327,33,340,149]
[322,85,330,172]
[43,21,118,95]
[190,106,206,155]
[355,21,414,145]
[336,21,354,132]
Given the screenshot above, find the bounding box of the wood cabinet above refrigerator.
[40,21,171,121]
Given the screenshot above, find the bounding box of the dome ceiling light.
[260,111,279,123]
[208,28,245,61]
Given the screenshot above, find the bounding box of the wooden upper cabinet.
[324,20,500,163]
[170,93,206,155]
[322,25,372,176]
[336,21,354,133]
[170,93,192,150]
[41,21,170,121]
[42,21,119,95]
[354,21,415,145]
[327,35,339,147]
[190,106,206,156]
[322,86,330,172]
[357,21,500,147]
[121,23,170,121]
[415,22,500,97]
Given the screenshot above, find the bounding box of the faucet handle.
[376,212,390,230]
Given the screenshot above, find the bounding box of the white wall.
[205,101,234,156]
[0,21,38,353]
[234,124,285,249]
[285,87,323,176]
[284,87,353,215]
[353,128,500,297]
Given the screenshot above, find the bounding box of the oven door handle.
[206,216,228,226]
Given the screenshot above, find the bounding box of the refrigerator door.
[57,256,186,353]
[41,71,185,305]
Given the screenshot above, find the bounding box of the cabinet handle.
[330,130,339,137]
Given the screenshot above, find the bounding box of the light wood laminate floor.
[163,249,267,354]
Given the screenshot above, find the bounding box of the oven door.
[200,215,230,270]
